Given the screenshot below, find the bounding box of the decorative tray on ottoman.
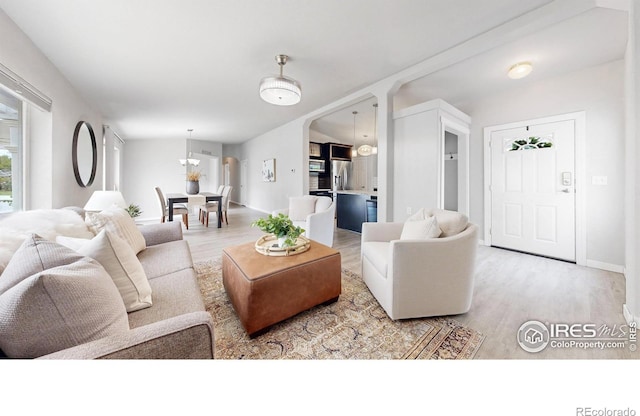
[255,235,311,256]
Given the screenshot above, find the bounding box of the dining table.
[166,192,223,228]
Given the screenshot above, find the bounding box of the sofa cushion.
[427,208,469,237]
[362,241,390,277]
[0,208,94,275]
[137,240,194,280]
[400,216,442,240]
[57,230,153,312]
[288,196,317,221]
[85,207,146,254]
[0,234,129,358]
[128,268,204,329]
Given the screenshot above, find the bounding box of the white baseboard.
[623,304,638,325]
[243,204,271,214]
[480,244,624,273]
[585,260,625,273]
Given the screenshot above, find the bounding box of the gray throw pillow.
[0,234,129,358]
[0,234,86,295]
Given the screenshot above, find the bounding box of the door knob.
[560,188,571,193]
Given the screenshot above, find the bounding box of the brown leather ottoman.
[222,240,341,337]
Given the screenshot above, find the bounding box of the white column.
[624,1,640,323]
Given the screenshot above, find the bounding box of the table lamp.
[84,191,127,212]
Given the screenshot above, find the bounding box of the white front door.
[490,120,575,261]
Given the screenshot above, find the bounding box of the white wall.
[392,108,440,220]
[122,139,186,222]
[103,126,124,192]
[0,9,103,209]
[456,59,625,267]
[309,129,338,144]
[240,119,305,214]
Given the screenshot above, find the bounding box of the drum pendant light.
[259,54,301,106]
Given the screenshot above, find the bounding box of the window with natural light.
[0,88,22,213]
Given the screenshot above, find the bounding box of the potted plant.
[252,213,305,248]
[126,203,142,218]
[186,170,201,195]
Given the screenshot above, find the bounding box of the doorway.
[443,131,459,211]
[440,116,470,215]
[484,112,586,265]
[192,153,220,192]
[240,159,247,206]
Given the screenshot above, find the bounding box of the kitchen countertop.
[333,190,378,197]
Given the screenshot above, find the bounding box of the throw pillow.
[57,230,153,312]
[427,208,469,237]
[0,234,129,358]
[85,206,146,254]
[0,234,86,295]
[288,196,317,221]
[406,207,426,222]
[400,216,442,240]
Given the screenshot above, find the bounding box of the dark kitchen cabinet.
[336,193,367,233]
[330,143,352,161]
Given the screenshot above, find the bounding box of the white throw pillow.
[57,229,153,312]
[427,208,469,237]
[406,207,426,222]
[288,196,317,221]
[85,207,146,254]
[400,216,442,240]
[0,234,129,358]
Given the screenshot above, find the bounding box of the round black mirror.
[72,121,97,187]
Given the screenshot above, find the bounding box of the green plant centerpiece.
[126,203,142,218]
[251,213,305,248]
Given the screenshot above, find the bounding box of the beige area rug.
[195,260,485,359]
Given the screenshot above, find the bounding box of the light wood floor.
[182,203,637,359]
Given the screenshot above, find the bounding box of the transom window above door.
[505,135,554,152]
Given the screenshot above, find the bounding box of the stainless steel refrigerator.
[331,160,352,191]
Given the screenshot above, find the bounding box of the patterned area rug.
[195,260,485,359]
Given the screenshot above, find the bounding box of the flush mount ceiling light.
[259,54,301,106]
[508,61,533,79]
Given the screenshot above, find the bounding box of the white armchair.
[273,196,336,247]
[360,209,478,320]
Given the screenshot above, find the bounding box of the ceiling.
[0,1,628,144]
[312,6,628,144]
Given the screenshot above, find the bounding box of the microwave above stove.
[309,159,326,173]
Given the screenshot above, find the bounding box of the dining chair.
[155,186,189,230]
[221,185,233,225]
[200,185,232,227]
[198,185,225,224]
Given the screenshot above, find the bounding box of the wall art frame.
[262,158,276,182]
